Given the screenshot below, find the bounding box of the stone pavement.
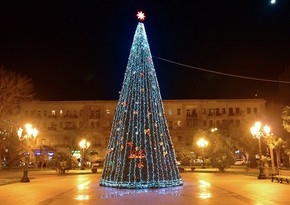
[0,168,96,185]
[1,170,289,205]
[0,166,258,186]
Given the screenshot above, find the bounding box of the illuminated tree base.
[100,179,183,189]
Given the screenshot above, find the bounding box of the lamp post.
[17,123,38,182]
[250,121,271,179]
[79,139,90,170]
[197,138,208,168]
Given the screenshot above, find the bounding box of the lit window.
[106,109,110,114]
[52,110,56,116]
[60,110,63,116]
[177,121,182,127]
[169,108,173,115]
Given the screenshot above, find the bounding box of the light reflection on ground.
[198,179,212,199]
[75,178,91,201]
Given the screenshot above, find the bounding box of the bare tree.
[0,67,34,169]
[265,135,285,173]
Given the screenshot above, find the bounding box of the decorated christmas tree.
[100,12,183,189]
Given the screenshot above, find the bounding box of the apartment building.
[19,99,265,158]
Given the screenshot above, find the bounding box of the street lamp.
[250,121,271,179]
[17,123,38,183]
[197,138,208,168]
[79,139,90,170]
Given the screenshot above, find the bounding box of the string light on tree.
[100,12,182,189]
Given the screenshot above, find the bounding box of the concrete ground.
[0,167,289,205]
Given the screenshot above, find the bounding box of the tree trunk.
[269,147,275,174]
[276,149,281,169]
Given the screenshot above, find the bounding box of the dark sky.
[1,1,290,102]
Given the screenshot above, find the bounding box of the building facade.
[19,99,266,160]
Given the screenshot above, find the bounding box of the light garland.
[100,19,182,189]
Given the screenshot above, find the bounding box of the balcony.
[186,113,198,118]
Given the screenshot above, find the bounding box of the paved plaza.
[0,169,289,205]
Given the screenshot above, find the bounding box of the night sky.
[0,1,290,103]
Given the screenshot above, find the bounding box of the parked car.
[234,159,246,166]
[192,159,203,166]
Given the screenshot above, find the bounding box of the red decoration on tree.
[138,161,144,168]
[121,101,127,106]
[128,150,146,159]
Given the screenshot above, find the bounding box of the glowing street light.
[79,139,90,170]
[17,123,38,183]
[197,138,208,168]
[250,121,271,179]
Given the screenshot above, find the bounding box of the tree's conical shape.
[100,22,183,189]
